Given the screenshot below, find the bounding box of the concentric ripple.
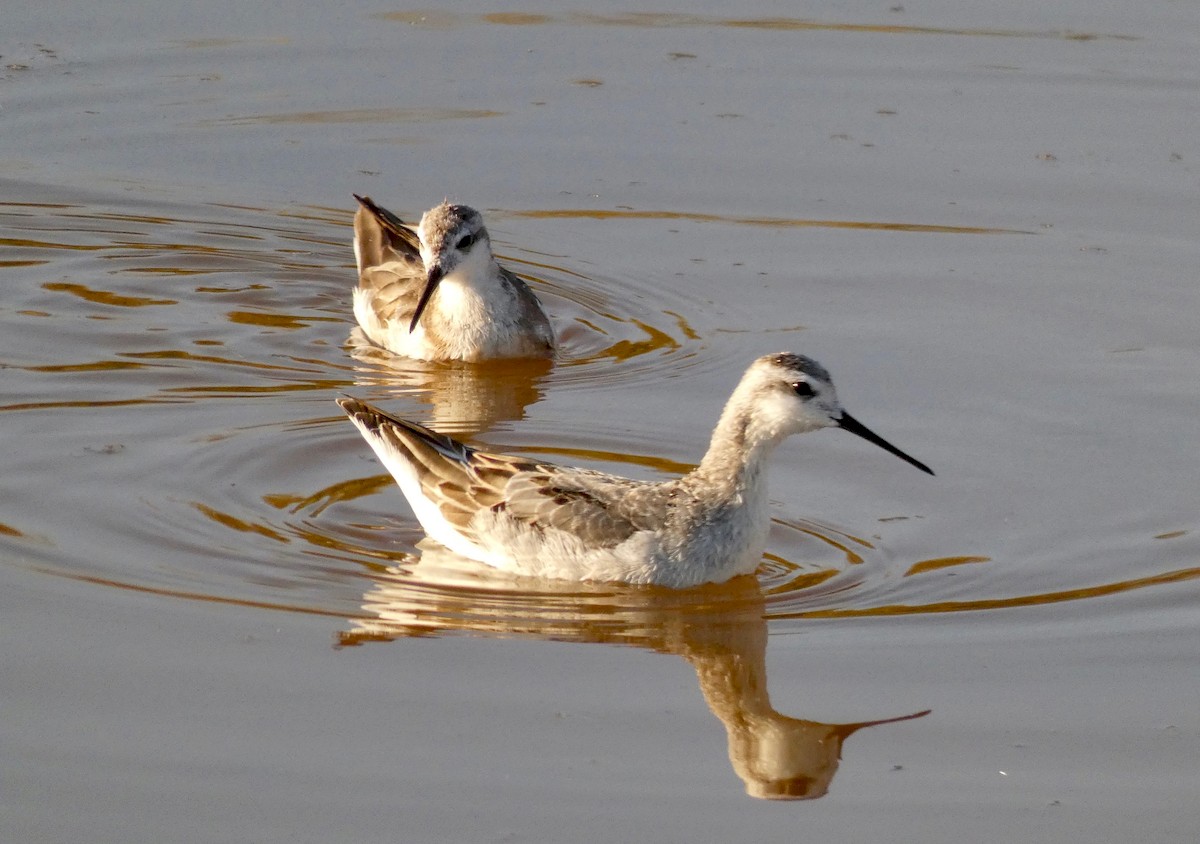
[7,181,1195,650]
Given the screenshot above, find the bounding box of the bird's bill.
[837,412,934,475]
[409,264,445,332]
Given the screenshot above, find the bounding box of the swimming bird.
[337,353,932,588]
[351,195,555,361]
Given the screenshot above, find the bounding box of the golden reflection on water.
[124,349,336,373]
[790,522,873,567]
[39,567,356,620]
[26,486,1197,799]
[512,208,1034,235]
[30,557,916,800]
[197,108,504,127]
[26,360,152,373]
[341,551,929,800]
[0,397,187,412]
[43,281,176,307]
[496,250,700,370]
[383,10,1136,42]
[345,346,554,435]
[162,381,348,396]
[905,555,991,576]
[783,565,1200,619]
[1,236,102,252]
[226,310,330,329]
[193,502,291,543]
[265,475,396,518]
[21,349,342,375]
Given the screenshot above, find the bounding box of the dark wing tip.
[336,397,472,461]
[352,195,414,237]
[353,193,381,214]
[336,396,397,435]
[336,396,364,415]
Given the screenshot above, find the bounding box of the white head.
[410,202,492,331]
[741,353,933,474]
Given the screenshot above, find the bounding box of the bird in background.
[351,195,555,362]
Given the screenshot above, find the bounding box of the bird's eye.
[456,234,475,251]
[792,381,815,398]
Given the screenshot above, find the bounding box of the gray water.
[4,3,1199,842]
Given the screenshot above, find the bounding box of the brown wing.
[353,195,421,262]
[338,398,660,549]
[352,195,425,327]
[490,463,671,548]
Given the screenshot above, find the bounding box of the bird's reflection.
[346,330,552,436]
[339,543,929,800]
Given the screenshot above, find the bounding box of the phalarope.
[351,195,555,361]
[337,353,932,588]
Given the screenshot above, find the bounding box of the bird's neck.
[692,389,785,497]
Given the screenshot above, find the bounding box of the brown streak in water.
[665,310,701,341]
[777,516,875,550]
[23,351,330,376]
[599,318,681,360]
[226,311,313,329]
[0,201,78,210]
[123,349,328,374]
[24,360,152,373]
[42,282,176,307]
[777,566,1200,619]
[0,398,189,412]
[479,11,1136,41]
[0,522,25,537]
[761,565,840,594]
[477,13,554,26]
[265,476,396,516]
[198,108,504,127]
[496,252,591,282]
[793,527,866,565]
[35,566,366,619]
[511,209,1033,235]
[162,381,348,395]
[905,555,992,576]
[1,237,102,251]
[192,503,290,543]
[116,267,221,276]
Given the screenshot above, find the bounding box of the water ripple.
[3,183,1194,646]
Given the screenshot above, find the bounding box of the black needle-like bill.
[837,412,934,476]
[409,264,444,333]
